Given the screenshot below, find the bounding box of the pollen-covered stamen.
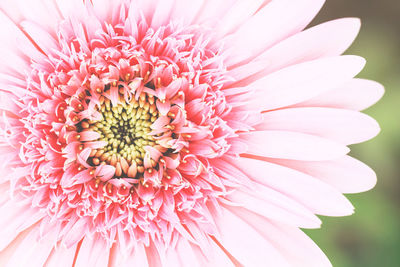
[78,92,163,178]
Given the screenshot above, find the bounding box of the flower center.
[78,90,160,178]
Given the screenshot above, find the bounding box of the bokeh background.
[306,1,400,266]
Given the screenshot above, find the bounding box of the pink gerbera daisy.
[0,0,383,266]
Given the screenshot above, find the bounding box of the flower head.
[0,0,383,266]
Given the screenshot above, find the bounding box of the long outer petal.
[224,0,325,67]
[245,56,366,111]
[240,130,350,161]
[257,107,380,145]
[227,18,362,86]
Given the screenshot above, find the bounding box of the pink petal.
[164,247,181,267]
[170,0,205,26]
[195,0,236,26]
[89,75,104,93]
[0,0,61,33]
[61,218,88,248]
[136,184,155,203]
[0,226,33,266]
[246,56,366,111]
[214,0,266,37]
[189,140,220,157]
[225,0,325,67]
[257,107,380,145]
[151,115,170,130]
[20,20,58,55]
[145,241,162,267]
[226,186,321,228]
[150,0,175,29]
[108,240,150,267]
[74,235,110,267]
[85,140,108,149]
[131,0,156,24]
[240,130,350,161]
[77,148,92,166]
[79,131,101,141]
[270,155,378,194]
[156,99,171,116]
[96,165,116,181]
[232,208,332,267]
[297,78,385,111]
[90,0,117,21]
[228,18,361,86]
[189,237,236,267]
[44,244,77,267]
[232,157,355,216]
[55,0,91,22]
[131,244,150,267]
[175,238,201,267]
[212,207,291,267]
[73,170,93,184]
[0,10,41,75]
[4,227,56,267]
[125,0,139,38]
[0,202,45,250]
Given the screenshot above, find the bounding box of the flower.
[0,0,383,266]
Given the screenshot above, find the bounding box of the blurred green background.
[306,1,400,266]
